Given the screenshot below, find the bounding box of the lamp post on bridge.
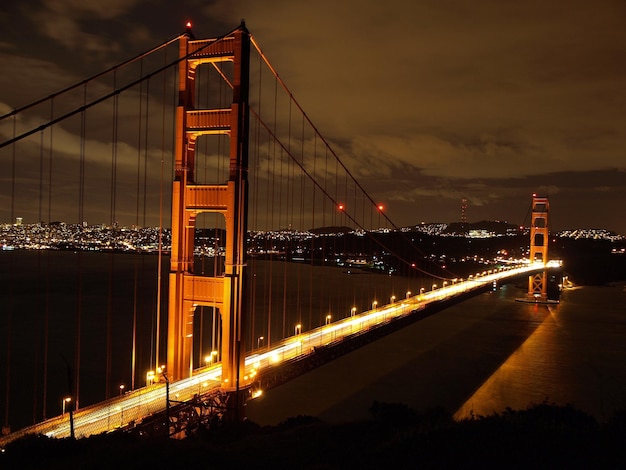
[324,315,332,343]
[257,336,264,349]
[62,397,71,416]
[204,350,218,367]
[156,366,170,437]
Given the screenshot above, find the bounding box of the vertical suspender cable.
[142,79,150,228]
[10,114,16,222]
[269,79,278,340]
[264,130,272,347]
[106,72,120,399]
[309,134,317,331]
[133,76,150,370]
[131,60,144,392]
[135,61,144,226]
[298,117,306,329]
[32,129,45,422]
[250,51,263,349]
[4,114,16,431]
[75,82,88,411]
[43,98,54,419]
[154,67,163,372]
[298,114,305,329]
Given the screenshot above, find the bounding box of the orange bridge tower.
[527,195,550,301]
[167,23,250,418]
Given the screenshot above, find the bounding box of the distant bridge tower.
[167,23,250,419]
[527,195,549,301]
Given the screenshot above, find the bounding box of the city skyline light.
[0,1,624,234]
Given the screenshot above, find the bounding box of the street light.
[372,300,378,310]
[432,283,437,291]
[62,397,71,415]
[207,350,218,365]
[406,291,411,299]
[257,336,264,348]
[443,281,448,288]
[390,295,396,304]
[325,314,332,325]
[295,324,302,335]
[351,307,357,317]
[419,287,424,295]
[119,384,125,396]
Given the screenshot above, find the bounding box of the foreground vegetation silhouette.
[3,401,626,469]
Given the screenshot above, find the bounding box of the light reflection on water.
[455,284,626,421]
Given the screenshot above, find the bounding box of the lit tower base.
[167,22,251,421]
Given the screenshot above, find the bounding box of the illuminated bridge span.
[0,23,560,444]
[1,262,556,442]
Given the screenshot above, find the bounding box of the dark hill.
[3,402,626,469]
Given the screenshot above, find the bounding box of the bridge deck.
[0,262,555,446]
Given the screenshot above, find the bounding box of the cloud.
[201,0,626,184]
[0,53,81,109]
[2,0,625,233]
[25,0,145,57]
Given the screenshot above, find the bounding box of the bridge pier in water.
[167,23,251,421]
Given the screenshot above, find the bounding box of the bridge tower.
[167,23,250,418]
[527,195,550,301]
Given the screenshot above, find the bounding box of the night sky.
[1,1,624,234]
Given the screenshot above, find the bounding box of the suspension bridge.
[0,23,559,445]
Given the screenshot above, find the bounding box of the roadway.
[0,261,556,446]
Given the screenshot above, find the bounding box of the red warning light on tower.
[338,203,345,211]
[377,204,384,212]
[185,21,195,39]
